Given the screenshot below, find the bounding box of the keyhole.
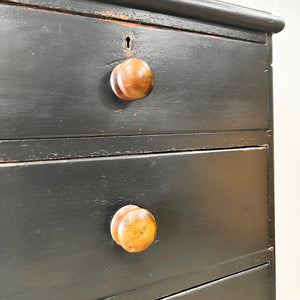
[126,36,131,49]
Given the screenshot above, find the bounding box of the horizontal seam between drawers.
[103,248,272,299]
[156,262,270,300]
[0,128,272,142]
[0,145,267,165]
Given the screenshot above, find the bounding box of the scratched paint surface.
[0,4,268,140]
[0,148,268,299]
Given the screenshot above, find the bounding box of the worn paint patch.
[204,34,224,39]
[125,51,134,57]
[4,1,234,42]
[98,10,130,20]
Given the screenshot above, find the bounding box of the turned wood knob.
[110,205,157,253]
[110,58,154,101]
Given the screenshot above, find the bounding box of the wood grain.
[111,205,157,252]
[110,58,154,101]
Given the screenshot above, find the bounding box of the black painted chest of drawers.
[0,1,284,299]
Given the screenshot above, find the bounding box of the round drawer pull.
[110,58,154,101]
[110,205,157,253]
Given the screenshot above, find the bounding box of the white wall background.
[273,1,300,300]
[223,1,300,299]
[223,0,275,12]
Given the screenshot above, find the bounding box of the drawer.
[0,5,268,139]
[0,147,268,299]
[163,264,271,299]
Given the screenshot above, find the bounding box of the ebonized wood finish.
[163,264,271,300]
[1,0,285,34]
[0,4,269,139]
[0,148,268,299]
[0,1,284,299]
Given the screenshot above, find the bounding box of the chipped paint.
[3,1,235,41]
[125,51,134,57]
[98,10,130,20]
[204,34,224,39]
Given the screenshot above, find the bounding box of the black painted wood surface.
[100,0,284,33]
[0,4,269,139]
[0,0,282,298]
[0,131,271,163]
[162,264,271,299]
[0,147,268,299]
[108,250,273,299]
[0,0,269,43]
[3,0,285,33]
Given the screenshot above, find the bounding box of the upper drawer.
[0,5,269,139]
[0,147,268,299]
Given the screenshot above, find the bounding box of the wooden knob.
[110,58,154,101]
[110,205,157,253]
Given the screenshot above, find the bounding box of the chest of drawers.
[0,0,284,299]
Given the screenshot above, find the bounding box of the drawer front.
[0,5,268,139]
[0,147,268,299]
[163,264,271,299]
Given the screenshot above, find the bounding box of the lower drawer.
[0,147,268,299]
[163,264,271,299]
